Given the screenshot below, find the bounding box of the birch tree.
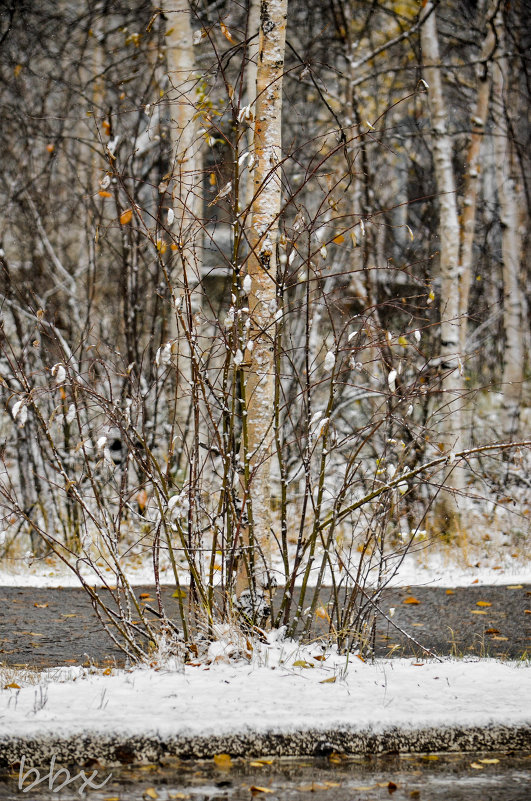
[492,11,525,440]
[237,0,288,612]
[458,0,496,354]
[161,0,202,452]
[420,2,463,533]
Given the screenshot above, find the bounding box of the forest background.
[0,0,529,661]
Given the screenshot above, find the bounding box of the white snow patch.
[0,653,529,739]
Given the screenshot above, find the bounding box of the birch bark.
[421,2,463,533]
[492,13,525,440]
[238,0,288,605]
[161,1,202,451]
[458,1,496,353]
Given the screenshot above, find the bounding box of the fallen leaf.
[120,208,133,225]
[102,667,112,675]
[34,602,48,608]
[485,628,500,634]
[144,790,158,800]
[507,585,523,590]
[470,762,483,770]
[471,579,479,584]
[445,589,454,595]
[213,753,232,769]
[356,654,366,662]
[139,593,152,599]
[4,683,21,689]
[476,601,492,607]
[479,758,500,764]
[250,788,273,795]
[61,613,76,618]
[172,589,187,598]
[470,610,487,615]
[524,610,531,615]
[312,654,326,661]
[491,636,508,641]
[412,663,424,667]
[403,597,420,605]
[421,755,439,760]
[293,660,314,668]
[320,676,337,684]
[220,21,234,43]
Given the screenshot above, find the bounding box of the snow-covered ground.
[1,634,530,741]
[0,542,528,588]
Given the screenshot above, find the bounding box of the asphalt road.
[0,584,529,667]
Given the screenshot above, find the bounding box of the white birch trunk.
[162,1,202,445]
[238,0,288,600]
[421,3,464,532]
[492,15,525,440]
[458,0,496,353]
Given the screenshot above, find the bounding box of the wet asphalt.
[0,584,529,668]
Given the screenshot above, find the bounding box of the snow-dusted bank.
[1,637,529,766]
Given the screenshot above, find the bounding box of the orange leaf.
[46,143,55,153]
[220,21,234,43]
[34,602,48,608]
[445,589,454,595]
[102,120,111,136]
[403,596,420,605]
[120,208,133,225]
[98,190,112,198]
[333,235,345,244]
[214,753,232,768]
[476,601,492,607]
[4,683,21,689]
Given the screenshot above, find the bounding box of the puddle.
[1,752,530,800]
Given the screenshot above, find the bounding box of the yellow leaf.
[172,588,187,598]
[220,22,234,43]
[446,589,454,594]
[214,753,232,768]
[34,602,48,608]
[507,585,523,589]
[476,601,492,607]
[293,660,314,668]
[320,676,337,684]
[315,606,329,620]
[102,667,112,675]
[144,789,158,800]
[98,190,112,198]
[120,208,133,225]
[4,683,21,689]
[479,758,500,764]
[398,336,408,346]
[333,235,344,244]
[14,64,22,77]
[61,614,76,618]
[470,610,487,615]
[209,172,217,186]
[470,762,483,770]
[403,596,420,605]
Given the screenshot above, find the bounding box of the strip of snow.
[0,553,528,589]
[1,648,529,742]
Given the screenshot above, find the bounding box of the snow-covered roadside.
[0,549,529,588]
[1,637,530,764]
